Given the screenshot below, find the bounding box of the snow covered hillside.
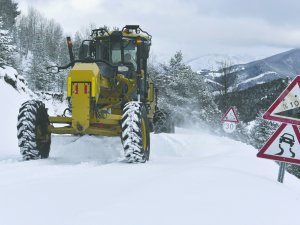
[1,75,300,225]
[199,49,300,92]
[186,53,259,72]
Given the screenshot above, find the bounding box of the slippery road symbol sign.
[257,123,300,165]
[221,107,239,123]
[263,75,300,125]
[278,133,295,157]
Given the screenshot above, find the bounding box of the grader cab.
[17,25,174,163]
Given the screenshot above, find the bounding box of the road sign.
[222,106,239,123]
[222,121,236,133]
[257,123,300,165]
[263,75,300,125]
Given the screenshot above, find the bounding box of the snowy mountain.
[186,53,260,72]
[233,48,300,90]
[199,49,300,91]
[1,66,300,225]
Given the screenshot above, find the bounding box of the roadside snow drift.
[0,74,29,157]
[1,77,300,225]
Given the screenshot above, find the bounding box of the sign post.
[277,162,286,183]
[222,106,239,133]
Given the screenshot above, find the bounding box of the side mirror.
[79,43,89,60]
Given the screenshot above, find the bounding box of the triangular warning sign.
[221,106,239,123]
[257,123,300,165]
[263,75,300,125]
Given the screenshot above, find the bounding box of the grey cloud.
[17,0,296,59]
[193,0,300,28]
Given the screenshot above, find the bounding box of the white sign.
[222,106,239,123]
[264,76,300,125]
[257,123,300,165]
[223,121,236,133]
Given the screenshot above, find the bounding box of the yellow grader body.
[49,63,121,136]
[48,62,154,136]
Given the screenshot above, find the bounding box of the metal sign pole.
[277,162,286,183]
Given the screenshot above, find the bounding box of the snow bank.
[0,65,35,96]
[0,65,67,158]
[0,73,29,157]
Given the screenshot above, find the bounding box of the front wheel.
[17,100,51,160]
[121,102,150,163]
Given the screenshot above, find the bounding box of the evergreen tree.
[27,31,51,91]
[0,17,14,67]
[0,0,20,30]
[150,51,220,127]
[250,111,279,149]
[44,20,63,61]
[15,8,69,93]
[230,121,250,144]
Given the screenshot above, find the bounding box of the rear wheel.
[17,100,51,160]
[153,110,174,133]
[121,102,150,163]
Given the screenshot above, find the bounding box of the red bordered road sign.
[257,123,300,165]
[263,75,300,125]
[222,106,239,123]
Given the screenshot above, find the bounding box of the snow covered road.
[1,80,300,225]
[1,129,300,225]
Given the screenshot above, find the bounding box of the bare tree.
[218,60,233,95]
[215,60,237,110]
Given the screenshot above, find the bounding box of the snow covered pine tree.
[0,17,14,67]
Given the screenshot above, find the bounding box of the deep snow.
[1,76,300,225]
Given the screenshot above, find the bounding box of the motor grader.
[17,25,174,163]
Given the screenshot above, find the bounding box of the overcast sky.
[16,0,300,61]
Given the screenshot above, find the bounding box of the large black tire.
[153,110,175,134]
[121,102,150,163]
[17,100,51,160]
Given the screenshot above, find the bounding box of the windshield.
[112,40,137,67]
[95,38,138,70]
